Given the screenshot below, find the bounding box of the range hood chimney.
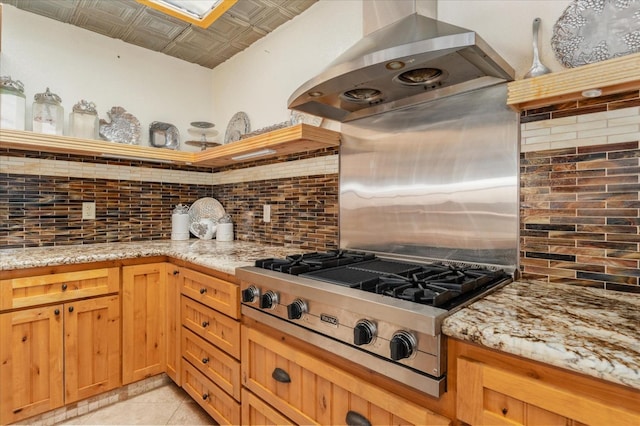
[288,0,514,122]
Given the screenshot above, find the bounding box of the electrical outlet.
[263,204,271,223]
[82,202,96,220]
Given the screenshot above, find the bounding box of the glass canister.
[32,87,64,135]
[69,100,98,139]
[0,76,26,130]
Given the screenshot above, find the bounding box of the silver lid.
[0,76,25,94]
[72,100,98,115]
[34,87,62,105]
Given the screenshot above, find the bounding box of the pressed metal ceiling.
[1,0,317,69]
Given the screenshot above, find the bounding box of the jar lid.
[0,76,25,93]
[72,100,98,115]
[34,87,62,105]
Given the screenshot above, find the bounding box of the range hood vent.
[288,13,515,122]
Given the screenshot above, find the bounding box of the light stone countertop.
[442,280,640,390]
[2,242,638,392]
[0,240,295,275]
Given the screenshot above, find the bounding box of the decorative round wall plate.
[224,111,250,144]
[188,197,226,225]
[551,0,640,68]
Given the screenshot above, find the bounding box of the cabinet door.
[457,356,640,426]
[165,265,181,385]
[0,305,64,425]
[181,295,240,359]
[122,263,166,384]
[242,325,451,426]
[241,389,294,426]
[180,267,239,319]
[182,359,240,425]
[64,295,121,403]
[1,267,119,310]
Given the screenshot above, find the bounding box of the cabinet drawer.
[242,326,451,426]
[241,389,294,426]
[1,268,119,311]
[181,296,240,359]
[182,359,240,426]
[180,268,239,319]
[182,327,240,401]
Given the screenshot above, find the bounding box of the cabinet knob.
[54,309,60,315]
[68,306,74,313]
[173,270,179,276]
[199,288,207,294]
[61,283,68,291]
[346,410,372,426]
[201,321,209,328]
[271,367,291,383]
[202,357,209,364]
[202,393,209,401]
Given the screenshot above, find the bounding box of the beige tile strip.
[0,154,339,184]
[521,107,640,152]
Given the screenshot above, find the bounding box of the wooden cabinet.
[179,266,241,425]
[241,324,451,426]
[451,339,640,426]
[0,267,120,425]
[122,263,167,384]
[241,388,294,426]
[165,266,181,385]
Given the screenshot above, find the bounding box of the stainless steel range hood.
[288,13,515,122]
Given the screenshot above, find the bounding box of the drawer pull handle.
[202,357,209,364]
[346,410,371,426]
[272,368,291,383]
[202,321,209,328]
[173,270,179,276]
[199,288,207,294]
[68,306,74,313]
[54,309,60,315]
[61,283,68,291]
[202,393,208,401]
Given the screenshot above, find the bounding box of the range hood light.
[308,91,323,97]
[581,88,603,98]
[231,149,276,161]
[341,88,383,103]
[386,61,405,70]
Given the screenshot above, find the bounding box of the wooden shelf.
[507,52,640,111]
[0,124,340,168]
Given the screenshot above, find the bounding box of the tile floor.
[55,383,215,425]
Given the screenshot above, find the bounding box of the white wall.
[210,0,363,133]
[0,4,213,150]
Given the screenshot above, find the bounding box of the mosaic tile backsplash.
[520,141,639,292]
[0,148,339,251]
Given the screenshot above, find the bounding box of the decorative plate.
[99,106,141,145]
[188,197,226,225]
[551,0,640,68]
[224,111,251,144]
[290,111,323,127]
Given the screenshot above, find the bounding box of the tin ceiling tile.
[2,0,79,22]
[1,0,318,69]
[70,0,144,39]
[122,9,188,52]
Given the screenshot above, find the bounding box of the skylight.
[137,0,237,28]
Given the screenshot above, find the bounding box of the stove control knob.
[242,286,260,303]
[353,320,376,346]
[390,331,416,361]
[287,299,307,320]
[260,291,278,309]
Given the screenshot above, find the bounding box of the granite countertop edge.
[442,280,640,392]
[2,241,638,392]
